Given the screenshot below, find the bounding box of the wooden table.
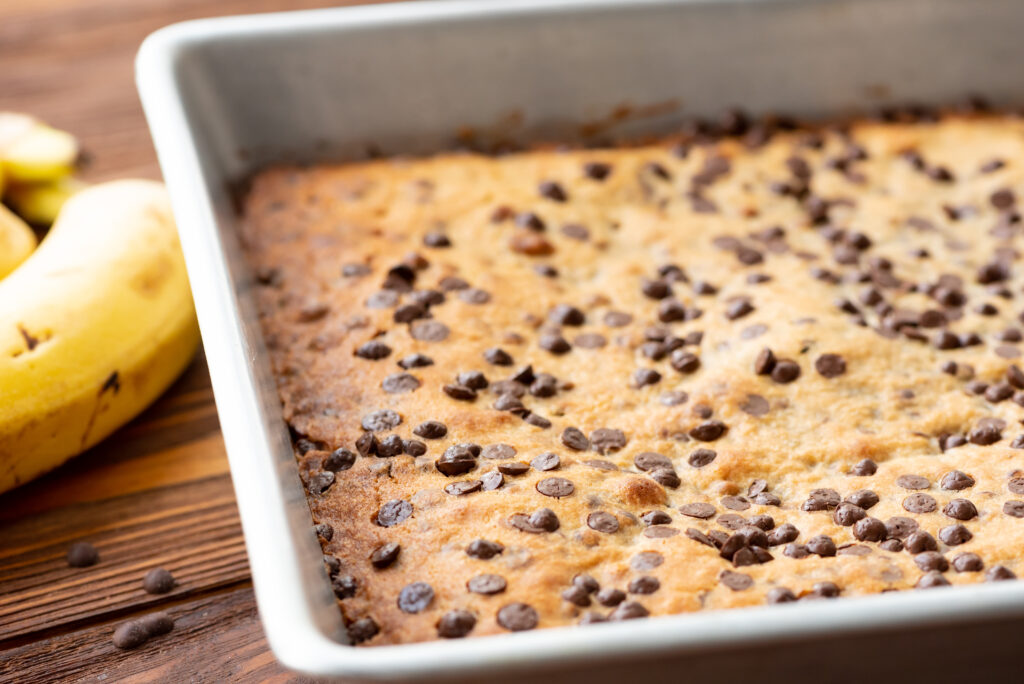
[0,1,374,681]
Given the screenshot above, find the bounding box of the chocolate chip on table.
[590,428,627,454]
[113,621,151,650]
[371,542,401,569]
[719,570,754,591]
[497,603,539,631]
[348,617,380,644]
[375,500,413,527]
[952,552,984,573]
[814,354,846,378]
[903,493,938,514]
[398,582,434,613]
[437,610,477,638]
[806,535,837,557]
[67,541,99,568]
[143,568,176,595]
[355,340,391,360]
[587,511,620,533]
[770,359,801,383]
[536,477,574,498]
[849,458,878,476]
[138,612,174,638]
[399,353,434,369]
[940,470,975,490]
[986,566,1017,581]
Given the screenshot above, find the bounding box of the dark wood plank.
[0,585,322,684]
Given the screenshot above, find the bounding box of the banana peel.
[5,176,86,226]
[0,180,200,492]
[0,202,36,279]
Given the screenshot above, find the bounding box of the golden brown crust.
[241,115,1024,645]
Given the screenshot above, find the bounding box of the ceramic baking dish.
[136,0,1024,680]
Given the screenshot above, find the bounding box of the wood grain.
[0,2,386,679]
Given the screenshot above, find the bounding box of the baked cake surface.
[240,114,1024,646]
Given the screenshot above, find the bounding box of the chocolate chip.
[833,502,867,526]
[1002,500,1024,517]
[67,541,99,568]
[596,587,626,607]
[445,480,483,496]
[687,448,716,468]
[590,428,627,454]
[806,535,837,557]
[414,421,447,440]
[143,568,175,595]
[410,320,449,342]
[628,576,660,595]
[725,298,755,320]
[809,582,841,599]
[986,566,1017,581]
[631,551,664,571]
[719,570,754,591]
[915,551,949,573]
[436,445,477,476]
[969,422,1002,445]
[766,587,797,604]
[497,603,539,631]
[112,621,150,650]
[381,372,420,394]
[348,617,380,644]
[539,181,568,202]
[562,584,592,607]
[850,458,878,476]
[633,368,662,387]
[689,420,727,442]
[466,539,504,560]
[376,500,412,527]
[498,462,529,476]
[314,523,334,542]
[783,543,810,559]
[604,311,633,327]
[943,498,978,521]
[138,612,174,638]
[481,443,516,460]
[896,474,931,490]
[903,493,938,514]
[399,353,434,369]
[536,477,574,498]
[539,332,571,355]
[670,350,701,374]
[583,161,612,180]
[609,601,650,620]
[398,582,434,613]
[767,523,799,546]
[480,471,504,491]
[903,531,937,555]
[940,470,975,491]
[437,610,476,638]
[371,542,400,569]
[641,510,673,526]
[754,348,776,375]
[587,512,620,534]
[720,496,750,512]
[802,488,841,512]
[814,354,846,378]
[641,278,672,300]
[466,573,507,595]
[952,552,984,573]
[332,574,357,599]
[845,489,879,509]
[361,409,402,432]
[740,394,770,417]
[443,383,477,401]
[852,517,886,542]
[355,340,391,360]
[938,524,973,548]
[771,360,801,383]
[308,471,335,495]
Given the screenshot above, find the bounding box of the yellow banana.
[0,180,200,492]
[0,112,79,183]
[4,176,87,226]
[0,202,36,279]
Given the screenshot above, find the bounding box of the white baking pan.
[136,0,1024,680]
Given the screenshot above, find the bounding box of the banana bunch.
[0,113,200,493]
